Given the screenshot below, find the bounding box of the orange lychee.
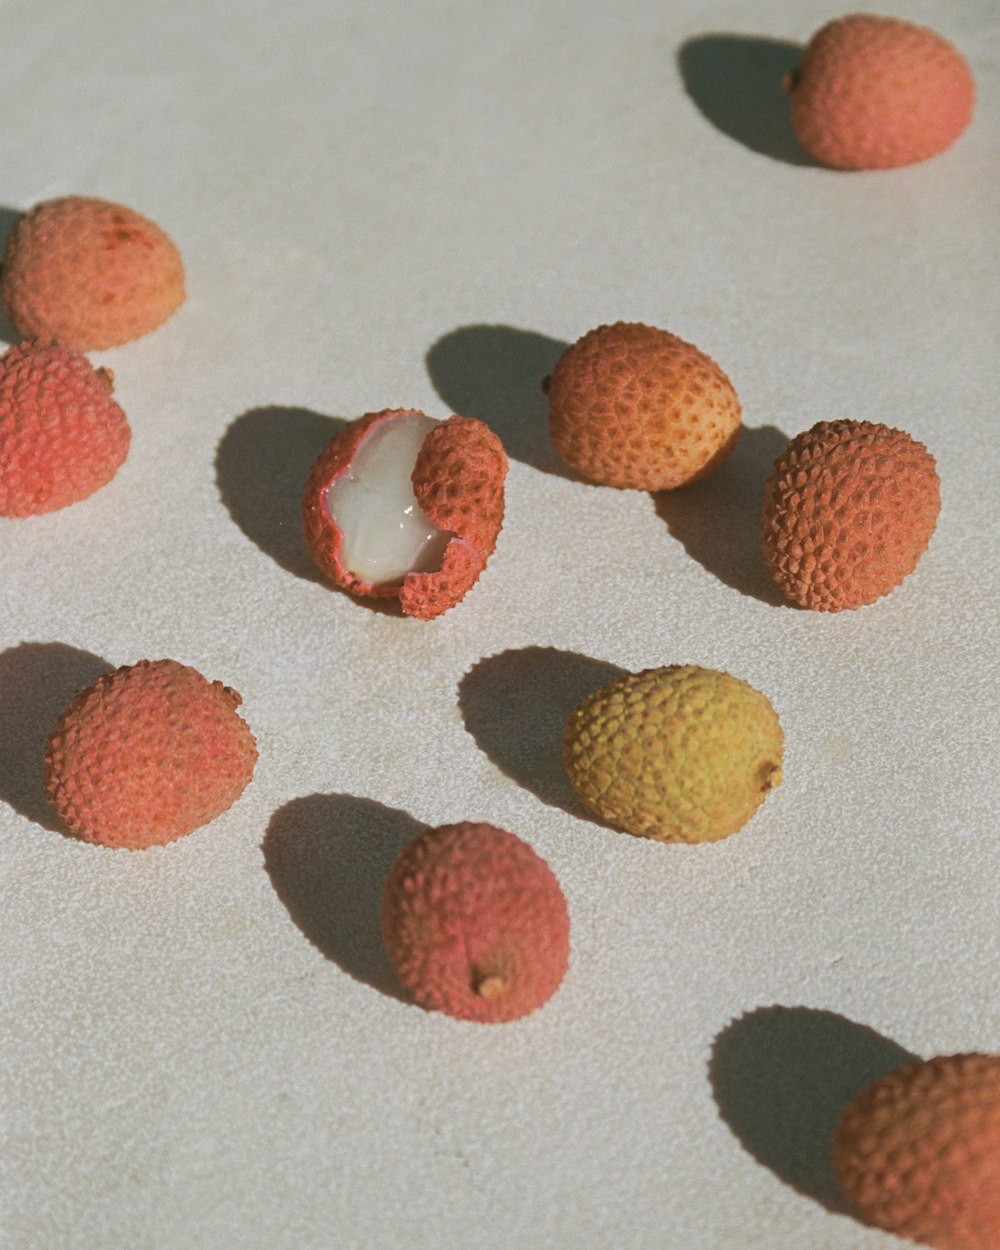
[0,340,130,517]
[45,659,257,849]
[301,408,508,619]
[546,321,741,490]
[761,419,940,611]
[787,15,975,169]
[381,822,570,1023]
[833,1052,1000,1250]
[2,196,185,350]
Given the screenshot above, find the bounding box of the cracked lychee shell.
[546,321,741,490]
[563,665,783,843]
[301,408,508,619]
[0,339,130,517]
[788,15,975,170]
[2,196,186,350]
[381,822,570,1023]
[45,659,258,849]
[761,419,940,611]
[833,1052,1000,1250]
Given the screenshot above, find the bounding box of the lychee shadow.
[709,1004,917,1214]
[678,35,814,166]
[262,792,428,1000]
[426,324,573,479]
[0,642,115,832]
[0,205,23,345]
[458,647,628,818]
[654,424,790,605]
[215,406,345,583]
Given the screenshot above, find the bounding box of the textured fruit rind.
[0,340,130,516]
[789,15,975,170]
[381,822,570,1023]
[833,1053,1000,1250]
[761,419,940,611]
[301,408,508,620]
[547,321,741,490]
[563,665,783,843]
[2,196,186,350]
[45,659,258,849]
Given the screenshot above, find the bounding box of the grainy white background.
[1,2,997,1247]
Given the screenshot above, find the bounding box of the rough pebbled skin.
[761,419,940,611]
[45,659,258,849]
[547,321,740,490]
[381,822,570,1023]
[2,196,186,350]
[564,665,783,843]
[834,1053,1000,1250]
[0,340,130,516]
[301,408,508,620]
[789,15,975,170]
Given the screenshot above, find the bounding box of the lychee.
[761,419,940,611]
[301,408,508,620]
[2,196,185,350]
[381,822,570,1023]
[546,321,741,490]
[563,665,783,843]
[787,15,975,170]
[0,339,130,516]
[833,1052,1000,1250]
[44,659,257,849]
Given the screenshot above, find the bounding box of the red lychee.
[0,340,130,517]
[301,408,508,619]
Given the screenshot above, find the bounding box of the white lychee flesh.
[325,412,452,586]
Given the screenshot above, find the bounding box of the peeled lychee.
[761,419,940,611]
[45,659,257,849]
[833,1052,1000,1250]
[546,321,741,490]
[2,196,186,350]
[0,340,130,516]
[787,15,975,170]
[381,822,570,1023]
[563,665,783,843]
[302,408,508,619]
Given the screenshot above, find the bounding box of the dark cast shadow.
[678,35,813,166]
[426,324,572,479]
[262,792,428,1000]
[214,406,344,582]
[458,647,628,816]
[0,204,24,344]
[709,1005,918,1214]
[654,424,790,604]
[0,641,115,832]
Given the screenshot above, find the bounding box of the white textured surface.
[1,2,998,1248]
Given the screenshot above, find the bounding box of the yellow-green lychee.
[563,665,783,843]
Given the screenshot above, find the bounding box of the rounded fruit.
[0,340,130,516]
[787,15,975,170]
[563,665,783,843]
[546,321,741,490]
[833,1052,1000,1250]
[2,196,185,350]
[381,822,570,1023]
[302,408,508,620]
[761,419,940,611]
[45,659,258,849]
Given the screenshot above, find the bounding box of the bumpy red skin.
[45,659,258,849]
[2,196,186,350]
[789,15,975,170]
[761,420,940,611]
[381,822,570,1023]
[547,322,741,490]
[0,340,130,516]
[301,408,508,620]
[834,1053,1000,1250]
